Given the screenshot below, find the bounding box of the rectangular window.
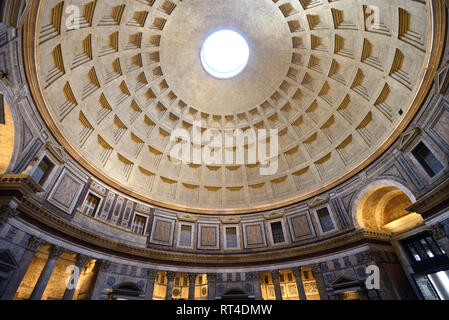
[225,227,238,248]
[412,142,444,178]
[179,225,192,247]
[31,157,54,186]
[271,222,285,244]
[279,274,285,283]
[317,207,335,233]
[131,215,146,234]
[82,193,101,217]
[303,271,309,280]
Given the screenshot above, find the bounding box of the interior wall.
[0,98,14,173]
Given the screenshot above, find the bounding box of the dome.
[28,0,436,213]
[1,0,449,303]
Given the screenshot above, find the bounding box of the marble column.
[248,272,262,300]
[62,254,89,300]
[311,264,328,300]
[188,273,196,300]
[207,273,216,300]
[1,236,41,300]
[145,269,158,300]
[89,259,111,300]
[165,271,176,300]
[270,270,283,300]
[30,245,64,300]
[292,267,307,300]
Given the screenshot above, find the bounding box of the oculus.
[200,29,250,79]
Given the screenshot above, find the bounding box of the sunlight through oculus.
[200,30,250,79]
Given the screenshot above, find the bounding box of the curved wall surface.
[0,0,448,301]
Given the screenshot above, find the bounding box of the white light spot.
[200,29,250,79]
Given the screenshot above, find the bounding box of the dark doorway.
[221,288,254,300]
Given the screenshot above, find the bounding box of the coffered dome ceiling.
[26,0,439,213]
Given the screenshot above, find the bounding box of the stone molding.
[17,193,393,265]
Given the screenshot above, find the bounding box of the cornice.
[0,174,43,195]
[16,194,391,266]
[407,179,449,218]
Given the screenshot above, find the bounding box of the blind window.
[317,207,334,233]
[225,227,238,248]
[179,225,192,247]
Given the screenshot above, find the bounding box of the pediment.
[177,213,197,222]
[45,141,67,164]
[264,210,284,220]
[309,196,329,208]
[330,275,362,289]
[399,128,421,151]
[221,217,241,224]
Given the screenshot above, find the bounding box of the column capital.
[166,271,176,281]
[270,270,279,281]
[292,266,301,278]
[246,272,260,281]
[74,254,90,268]
[49,246,64,260]
[0,205,19,224]
[206,273,216,282]
[188,273,197,282]
[441,218,449,233]
[95,259,111,272]
[27,235,42,252]
[311,264,322,275]
[360,249,383,264]
[429,222,448,240]
[146,269,158,280]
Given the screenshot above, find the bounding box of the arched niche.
[354,180,423,234]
